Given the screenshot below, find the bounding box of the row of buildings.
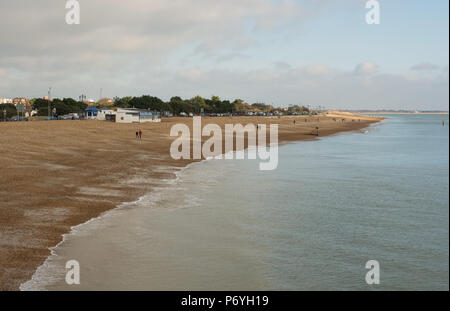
[1,97,161,123]
[1,97,32,109]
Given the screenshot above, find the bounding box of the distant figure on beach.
[293,120,296,125]
[136,131,139,139]
[139,130,142,139]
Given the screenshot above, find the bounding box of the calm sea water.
[22,114,449,291]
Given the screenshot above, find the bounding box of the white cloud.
[0,1,447,111]
[134,64,448,111]
[354,61,378,76]
[304,64,332,76]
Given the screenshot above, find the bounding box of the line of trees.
[1,98,88,118]
[31,98,88,116]
[112,95,282,115]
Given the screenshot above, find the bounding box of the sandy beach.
[0,113,382,290]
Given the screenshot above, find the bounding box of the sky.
[0,0,448,110]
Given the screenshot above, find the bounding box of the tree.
[63,98,87,112]
[251,103,269,111]
[32,97,87,116]
[128,95,165,110]
[32,98,50,110]
[189,96,209,114]
[232,99,249,113]
[113,96,133,108]
[170,96,183,102]
[0,104,16,119]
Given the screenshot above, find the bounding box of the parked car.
[10,116,25,121]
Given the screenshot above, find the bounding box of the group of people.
[135,130,143,139]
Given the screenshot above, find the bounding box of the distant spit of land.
[343,110,448,115]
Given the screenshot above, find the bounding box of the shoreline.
[19,158,206,291]
[0,113,383,291]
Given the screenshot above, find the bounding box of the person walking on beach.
[136,131,139,139]
[139,130,142,139]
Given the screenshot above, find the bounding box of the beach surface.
[0,113,382,290]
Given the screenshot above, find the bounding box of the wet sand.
[0,113,382,290]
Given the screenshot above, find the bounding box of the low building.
[85,107,161,123]
[115,108,161,123]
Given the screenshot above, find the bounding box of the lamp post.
[48,87,52,118]
[79,94,86,118]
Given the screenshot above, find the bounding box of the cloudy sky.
[0,0,448,110]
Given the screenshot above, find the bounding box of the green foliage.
[127,95,166,111]
[37,106,51,116]
[189,96,207,113]
[0,104,16,119]
[32,98,87,116]
[32,98,50,109]
[169,96,192,114]
[108,95,242,116]
[287,105,309,113]
[113,96,133,108]
[251,103,269,111]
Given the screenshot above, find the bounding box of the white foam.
[19,165,191,291]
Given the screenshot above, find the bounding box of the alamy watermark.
[365,0,380,25]
[170,117,279,171]
[365,260,380,285]
[65,1,379,26]
[65,259,80,285]
[66,0,80,25]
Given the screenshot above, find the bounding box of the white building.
[112,108,161,123]
[96,108,116,121]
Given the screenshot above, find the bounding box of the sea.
[21,114,449,291]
